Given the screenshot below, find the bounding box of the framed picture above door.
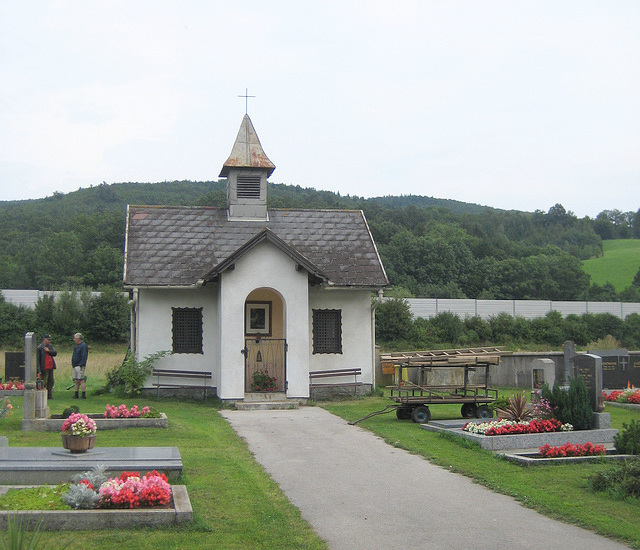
[245,301,272,336]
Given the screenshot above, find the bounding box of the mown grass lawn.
[323,393,640,549]
[0,392,327,550]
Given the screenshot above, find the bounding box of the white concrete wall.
[405,298,640,320]
[218,241,310,399]
[309,289,374,386]
[136,285,220,386]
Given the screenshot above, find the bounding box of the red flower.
[539,442,606,458]
[78,479,94,490]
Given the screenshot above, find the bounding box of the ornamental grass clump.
[61,413,97,437]
[495,391,533,422]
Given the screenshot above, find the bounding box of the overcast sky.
[1,1,638,217]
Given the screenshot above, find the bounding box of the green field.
[583,239,640,292]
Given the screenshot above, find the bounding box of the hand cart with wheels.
[350,348,506,425]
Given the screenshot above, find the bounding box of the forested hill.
[0,180,638,301]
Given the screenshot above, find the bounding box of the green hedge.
[0,287,129,347]
[376,298,640,350]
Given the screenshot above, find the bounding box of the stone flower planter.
[499,450,635,466]
[0,390,24,397]
[421,419,618,451]
[0,485,192,530]
[23,413,168,432]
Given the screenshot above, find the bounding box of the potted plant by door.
[61,413,97,453]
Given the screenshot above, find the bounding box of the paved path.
[220,407,629,550]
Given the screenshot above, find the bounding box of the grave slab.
[0,445,182,484]
[421,419,617,451]
[499,451,634,466]
[21,413,168,432]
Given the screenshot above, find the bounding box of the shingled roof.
[123,206,389,288]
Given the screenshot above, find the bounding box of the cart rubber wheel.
[461,403,477,418]
[396,407,412,420]
[411,406,431,424]
[475,405,493,419]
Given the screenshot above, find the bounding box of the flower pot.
[62,433,96,453]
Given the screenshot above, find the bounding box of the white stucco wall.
[133,245,376,399]
[136,285,220,387]
[309,288,374,385]
[218,241,310,399]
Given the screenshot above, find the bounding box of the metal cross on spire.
[238,88,255,114]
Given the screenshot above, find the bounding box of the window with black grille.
[172,307,203,354]
[312,309,342,354]
[237,175,261,199]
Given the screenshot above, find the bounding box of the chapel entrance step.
[243,392,288,402]
[236,394,299,411]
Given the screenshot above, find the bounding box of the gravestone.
[4,352,25,381]
[573,353,603,413]
[531,358,555,390]
[631,355,640,386]
[563,340,576,384]
[589,349,638,388]
[22,332,49,428]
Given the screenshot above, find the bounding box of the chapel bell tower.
[219,114,275,221]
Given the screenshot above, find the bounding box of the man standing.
[36,334,57,399]
[72,332,89,399]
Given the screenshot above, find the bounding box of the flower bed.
[0,381,24,391]
[421,419,618,451]
[23,404,164,433]
[463,418,573,436]
[104,404,155,418]
[499,449,632,466]
[0,485,192,530]
[538,442,606,458]
[0,381,25,397]
[63,468,172,510]
[604,389,640,404]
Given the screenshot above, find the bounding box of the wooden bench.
[309,368,362,399]
[151,369,213,400]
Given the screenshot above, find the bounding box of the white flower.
[463,419,520,435]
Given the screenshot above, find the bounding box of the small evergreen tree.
[567,376,594,430]
[541,378,593,430]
